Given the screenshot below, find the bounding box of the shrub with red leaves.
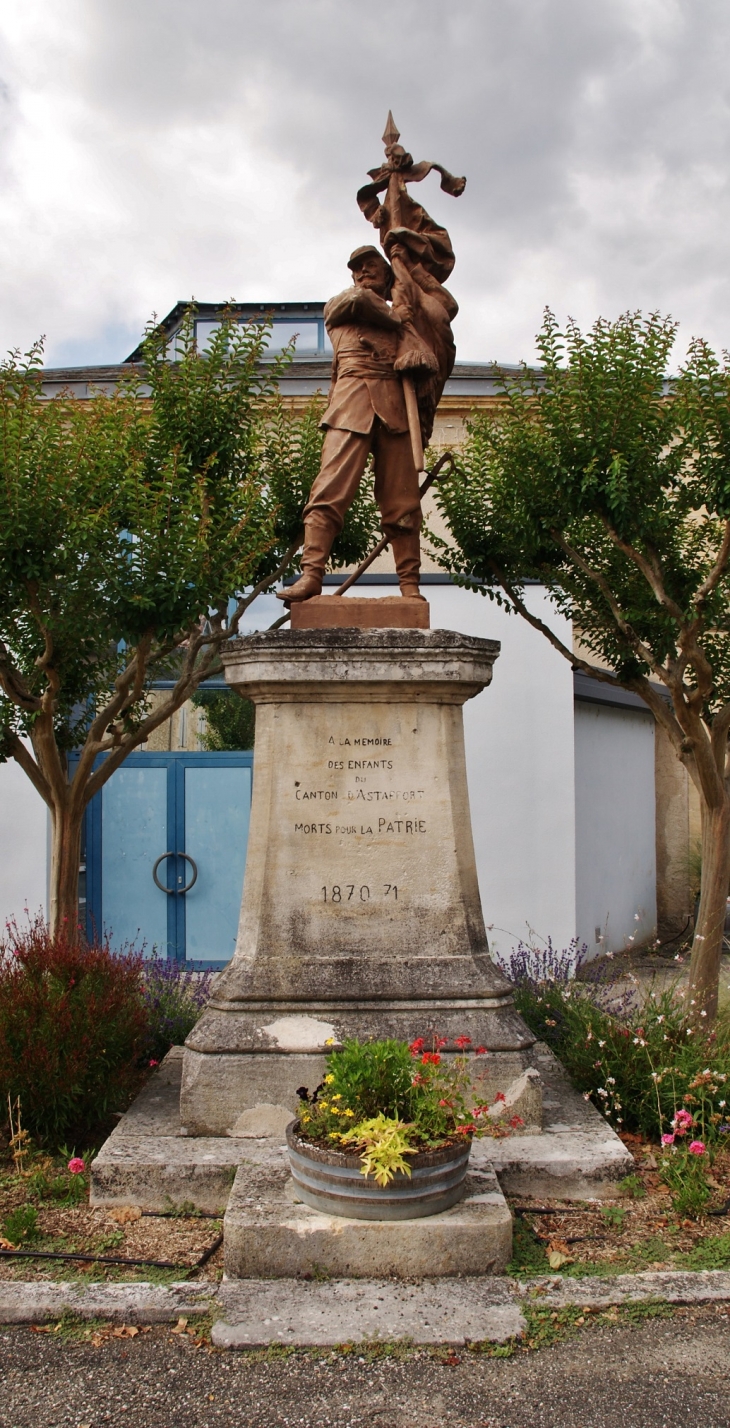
[0,914,148,1146]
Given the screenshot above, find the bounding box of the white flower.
[607,1077,616,1085]
[599,1040,606,1048]
[700,1010,707,1017]
[657,1015,664,1024]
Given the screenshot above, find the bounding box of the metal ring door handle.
[153,852,198,894]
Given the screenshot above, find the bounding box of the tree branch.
[6,733,52,805]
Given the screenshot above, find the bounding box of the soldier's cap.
[347,245,393,276]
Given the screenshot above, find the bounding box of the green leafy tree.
[433,309,730,1021]
[0,311,379,936]
[191,689,255,751]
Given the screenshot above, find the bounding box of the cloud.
[0,0,729,368]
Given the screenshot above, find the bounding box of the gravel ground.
[0,1305,728,1428]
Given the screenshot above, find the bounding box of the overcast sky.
[1,0,729,369]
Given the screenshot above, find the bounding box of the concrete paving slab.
[223,1157,513,1279]
[0,1281,216,1324]
[514,1269,730,1308]
[213,1276,525,1347]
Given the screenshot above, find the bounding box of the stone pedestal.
[181,629,535,1137]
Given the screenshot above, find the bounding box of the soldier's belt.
[336,360,399,379]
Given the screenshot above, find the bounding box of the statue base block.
[222,1155,513,1279]
[181,630,537,1138]
[289,595,430,629]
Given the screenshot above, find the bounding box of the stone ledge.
[91,1043,634,1212]
[222,1157,512,1280]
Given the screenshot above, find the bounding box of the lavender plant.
[141,958,213,1063]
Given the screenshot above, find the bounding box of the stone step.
[222,1157,512,1279]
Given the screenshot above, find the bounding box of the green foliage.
[26,1162,88,1206]
[0,313,282,758]
[191,689,255,750]
[257,393,379,570]
[297,1037,498,1159]
[432,310,730,699]
[659,1147,712,1219]
[513,973,730,1144]
[617,1173,647,1199]
[3,1204,38,1244]
[600,1204,627,1231]
[678,1231,730,1269]
[338,1114,416,1186]
[505,1216,550,1276]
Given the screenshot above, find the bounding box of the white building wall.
[0,752,47,929]
[574,701,656,957]
[427,583,577,963]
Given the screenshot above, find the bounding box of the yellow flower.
[344,1108,355,1117]
[319,1101,328,1110]
[324,1074,335,1084]
[325,1038,335,1046]
[331,1093,342,1100]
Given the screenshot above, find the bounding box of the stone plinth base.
[181,630,537,1137]
[90,1046,635,1215]
[289,596,430,629]
[223,1158,512,1279]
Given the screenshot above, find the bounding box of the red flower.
[421,1052,441,1065]
[494,1092,506,1103]
[509,1115,525,1129]
[409,1038,425,1056]
[475,1046,488,1056]
[455,1123,477,1135]
[454,1035,472,1049]
[434,1036,448,1049]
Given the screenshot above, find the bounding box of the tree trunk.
[48,798,84,941]
[688,795,730,1022]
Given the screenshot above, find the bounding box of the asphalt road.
[0,1307,728,1428]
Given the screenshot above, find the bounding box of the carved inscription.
[292,729,428,845]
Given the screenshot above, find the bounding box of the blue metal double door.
[82,751,253,967]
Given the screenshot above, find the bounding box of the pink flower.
[149,1059,159,1067]
[475,1047,488,1056]
[661,1133,675,1145]
[688,1140,706,1155]
[673,1109,693,1134]
[67,1158,85,1175]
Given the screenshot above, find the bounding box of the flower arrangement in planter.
[289,1036,522,1221]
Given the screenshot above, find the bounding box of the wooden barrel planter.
[286,1120,471,1221]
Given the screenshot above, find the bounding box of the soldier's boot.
[277,515,336,602]
[390,527,426,601]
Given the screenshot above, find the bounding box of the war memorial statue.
[91,119,633,1279]
[280,113,465,603]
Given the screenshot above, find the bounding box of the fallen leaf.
[547,1237,572,1256]
[548,1250,571,1269]
[108,1206,142,1225]
[171,1317,188,1334]
[112,1325,139,1338]
[0,1237,16,1251]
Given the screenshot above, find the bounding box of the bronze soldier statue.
[280,115,465,604]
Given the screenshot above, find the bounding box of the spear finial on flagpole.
[382,111,400,152]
